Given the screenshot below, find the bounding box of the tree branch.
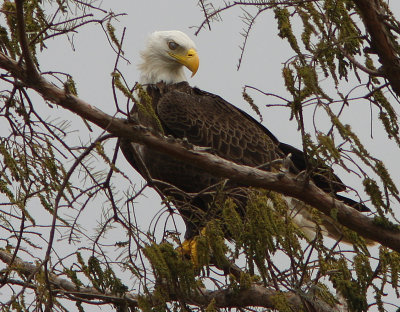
[0,250,343,311]
[0,51,399,252]
[353,0,400,96]
[178,284,341,311]
[0,250,139,308]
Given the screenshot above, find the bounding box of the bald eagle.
[121,30,369,243]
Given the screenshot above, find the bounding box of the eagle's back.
[122,82,285,192]
[155,83,285,167]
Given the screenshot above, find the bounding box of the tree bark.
[353,0,400,96]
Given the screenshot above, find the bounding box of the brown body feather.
[120,82,369,240]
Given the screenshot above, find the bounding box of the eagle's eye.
[168,41,179,50]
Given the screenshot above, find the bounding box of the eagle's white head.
[138,30,199,85]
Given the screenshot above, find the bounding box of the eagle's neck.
[138,52,187,85]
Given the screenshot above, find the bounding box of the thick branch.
[0,51,399,253]
[181,284,342,311]
[353,0,400,96]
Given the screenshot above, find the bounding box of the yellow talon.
[180,239,198,266]
[179,228,207,267]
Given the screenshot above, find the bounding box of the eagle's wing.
[156,86,284,167]
[155,84,368,208]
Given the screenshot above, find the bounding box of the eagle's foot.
[178,228,207,267]
[179,238,199,266]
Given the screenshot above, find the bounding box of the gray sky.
[31,0,400,269]
[52,0,399,210]
[50,0,400,168]
[2,0,400,310]
[38,0,308,235]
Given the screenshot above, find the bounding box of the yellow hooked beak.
[169,48,199,77]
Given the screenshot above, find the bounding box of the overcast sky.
[37,0,400,270]
[37,0,311,235]
[47,0,400,164]
[46,0,400,213]
[2,0,400,310]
